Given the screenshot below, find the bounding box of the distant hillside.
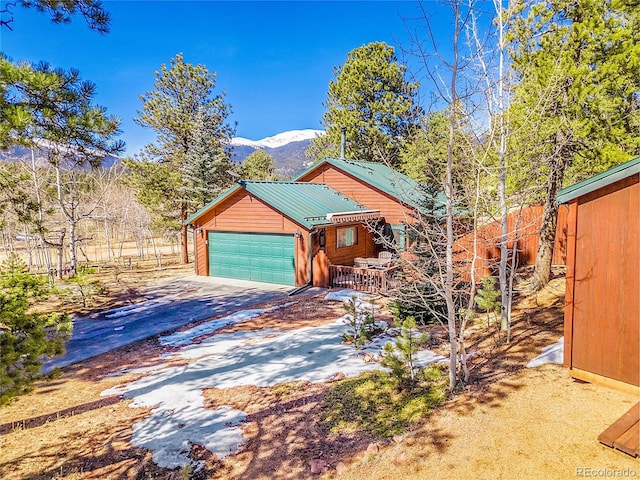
[2,130,323,179]
[230,129,324,179]
[0,144,121,168]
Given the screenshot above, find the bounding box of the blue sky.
[1,1,460,155]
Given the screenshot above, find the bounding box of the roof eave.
[557,157,640,204]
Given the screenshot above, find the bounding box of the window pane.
[337,226,357,248]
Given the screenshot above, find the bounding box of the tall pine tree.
[307,42,420,165]
[508,0,640,289]
[134,53,236,263]
[179,107,235,209]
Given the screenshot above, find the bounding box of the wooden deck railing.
[328,265,399,294]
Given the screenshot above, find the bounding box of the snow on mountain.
[232,129,324,149]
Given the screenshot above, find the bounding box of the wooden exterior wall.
[297,164,416,225]
[189,190,379,288]
[190,190,310,285]
[454,204,569,279]
[312,224,378,288]
[563,174,639,388]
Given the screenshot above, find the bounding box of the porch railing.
[328,265,399,294]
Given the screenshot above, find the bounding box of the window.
[337,226,358,248]
[392,225,406,251]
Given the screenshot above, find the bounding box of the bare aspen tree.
[468,0,517,339]
[392,0,485,388]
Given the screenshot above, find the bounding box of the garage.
[208,231,295,285]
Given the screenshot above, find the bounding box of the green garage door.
[208,231,295,285]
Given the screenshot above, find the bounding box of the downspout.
[288,228,318,296]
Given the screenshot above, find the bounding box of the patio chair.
[378,251,393,266]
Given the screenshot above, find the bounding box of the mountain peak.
[232,129,324,149]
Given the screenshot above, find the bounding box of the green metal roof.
[557,156,640,204]
[185,181,375,229]
[293,157,441,210]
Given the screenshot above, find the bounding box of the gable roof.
[557,156,640,204]
[185,181,379,229]
[293,157,432,210]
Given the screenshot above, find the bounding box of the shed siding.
[298,164,415,225]
[566,174,639,387]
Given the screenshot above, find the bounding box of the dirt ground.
[0,267,638,480]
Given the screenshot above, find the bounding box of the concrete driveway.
[43,276,293,373]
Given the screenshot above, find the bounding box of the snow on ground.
[526,337,564,368]
[106,363,169,378]
[104,299,172,319]
[131,405,246,470]
[159,302,296,347]
[102,291,446,470]
[324,289,373,303]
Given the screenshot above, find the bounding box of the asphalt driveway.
[43,276,292,373]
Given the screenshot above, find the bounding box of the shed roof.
[293,157,436,210]
[185,181,378,229]
[557,156,640,204]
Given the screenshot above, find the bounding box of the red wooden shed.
[559,156,639,392]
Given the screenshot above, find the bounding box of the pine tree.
[240,150,276,180]
[307,42,420,165]
[180,107,235,209]
[0,254,72,404]
[1,0,111,33]
[508,0,640,289]
[381,316,428,387]
[134,53,236,263]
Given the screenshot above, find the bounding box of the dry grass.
[1,267,638,480]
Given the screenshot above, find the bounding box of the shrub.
[0,254,72,404]
[381,316,429,387]
[342,296,384,348]
[388,282,447,325]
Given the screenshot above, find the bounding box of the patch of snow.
[105,363,169,378]
[414,350,448,367]
[102,297,450,470]
[526,337,564,368]
[132,405,246,469]
[324,289,373,303]
[159,302,296,347]
[104,299,172,319]
[175,328,281,360]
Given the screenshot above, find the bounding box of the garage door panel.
[208,232,295,285]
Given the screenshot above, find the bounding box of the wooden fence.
[454,204,569,279]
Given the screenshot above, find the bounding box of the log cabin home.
[186,158,430,290]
